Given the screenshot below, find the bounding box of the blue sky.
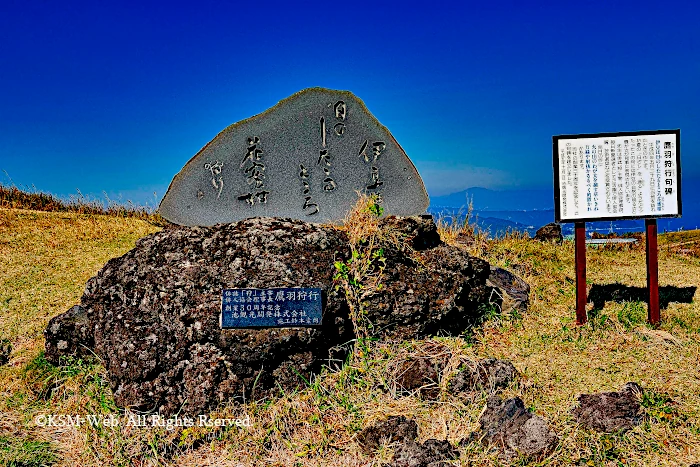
[1,0,698,207]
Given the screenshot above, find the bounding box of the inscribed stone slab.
[159,87,429,225]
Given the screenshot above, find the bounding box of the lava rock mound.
[45,216,493,416]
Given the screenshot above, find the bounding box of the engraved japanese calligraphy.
[204,160,224,199]
[159,88,429,226]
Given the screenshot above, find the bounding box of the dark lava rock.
[571,382,644,433]
[0,339,11,366]
[395,353,450,399]
[45,216,493,416]
[534,223,563,244]
[358,416,457,467]
[396,358,440,396]
[487,268,530,312]
[361,240,493,341]
[380,215,442,251]
[473,396,557,459]
[48,218,353,416]
[357,415,418,454]
[391,438,458,467]
[448,358,518,395]
[45,305,93,365]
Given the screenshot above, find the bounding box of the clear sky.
[1,0,698,207]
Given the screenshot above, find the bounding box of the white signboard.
[553,130,681,222]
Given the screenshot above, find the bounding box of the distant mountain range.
[428,184,700,237]
[430,187,554,212]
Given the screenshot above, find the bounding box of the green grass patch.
[617,300,648,330]
[0,436,57,467]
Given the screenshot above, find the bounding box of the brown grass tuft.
[435,198,489,257]
[0,182,169,227]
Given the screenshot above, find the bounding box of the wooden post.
[575,222,587,325]
[646,218,660,325]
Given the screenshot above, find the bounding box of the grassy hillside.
[0,206,699,466]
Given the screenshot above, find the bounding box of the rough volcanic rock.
[534,223,563,244]
[472,396,557,459]
[487,268,530,312]
[571,382,644,433]
[393,356,518,400]
[391,438,458,467]
[45,216,493,415]
[45,305,93,365]
[380,215,442,251]
[448,358,518,395]
[357,416,418,454]
[360,230,492,340]
[387,342,452,400]
[395,357,446,399]
[357,416,457,467]
[46,218,352,415]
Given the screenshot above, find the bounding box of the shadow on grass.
[588,283,697,312]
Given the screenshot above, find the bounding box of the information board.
[553,130,681,222]
[220,287,323,328]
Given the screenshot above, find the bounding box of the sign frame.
[553,129,682,223]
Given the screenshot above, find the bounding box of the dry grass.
[434,199,490,257]
[0,208,161,466]
[333,194,414,340]
[448,224,700,466]
[661,230,700,258]
[0,198,699,466]
[338,193,384,245]
[0,181,168,227]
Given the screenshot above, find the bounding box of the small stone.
[358,416,457,467]
[379,215,442,250]
[486,268,530,311]
[356,416,418,454]
[391,438,458,467]
[472,396,557,459]
[534,223,563,244]
[395,357,445,400]
[43,305,93,364]
[448,358,518,394]
[571,382,644,433]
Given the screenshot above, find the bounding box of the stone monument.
[43,88,507,416]
[44,217,494,415]
[159,87,429,225]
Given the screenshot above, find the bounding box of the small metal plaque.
[220,287,323,328]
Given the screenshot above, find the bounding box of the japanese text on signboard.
[554,131,681,222]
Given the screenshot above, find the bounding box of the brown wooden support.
[575,222,587,325]
[646,218,660,325]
